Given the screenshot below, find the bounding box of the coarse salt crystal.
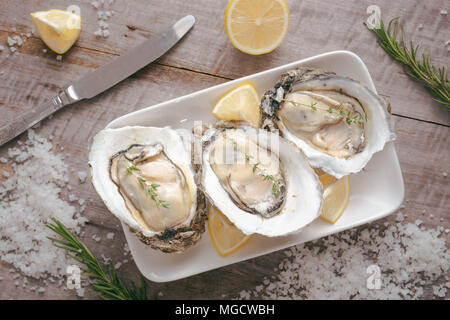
[56,55,62,61]
[77,171,87,183]
[0,130,87,279]
[106,232,115,240]
[440,9,448,15]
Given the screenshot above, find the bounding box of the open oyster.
[88,126,207,253]
[260,67,396,178]
[193,121,323,237]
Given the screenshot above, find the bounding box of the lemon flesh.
[212,83,261,127]
[225,0,289,55]
[208,205,251,256]
[318,172,350,224]
[31,9,81,54]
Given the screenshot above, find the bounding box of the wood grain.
[0,0,448,300]
[1,0,448,124]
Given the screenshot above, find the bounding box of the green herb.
[254,167,284,197]
[146,183,170,209]
[126,165,140,174]
[47,218,147,300]
[339,109,345,116]
[311,102,318,111]
[345,111,352,125]
[272,178,284,197]
[137,177,147,186]
[328,106,333,113]
[252,162,260,173]
[245,154,253,162]
[365,18,449,106]
[259,172,274,181]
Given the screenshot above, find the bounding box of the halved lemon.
[208,205,251,256]
[317,171,350,224]
[31,9,81,54]
[225,0,290,55]
[212,83,261,127]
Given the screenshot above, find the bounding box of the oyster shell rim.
[88,126,208,253]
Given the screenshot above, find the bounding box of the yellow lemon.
[208,205,251,256]
[31,9,81,54]
[225,0,290,55]
[212,83,261,127]
[317,171,350,224]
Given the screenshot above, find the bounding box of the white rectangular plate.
[105,50,405,283]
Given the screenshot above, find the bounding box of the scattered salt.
[106,232,115,240]
[42,49,47,53]
[77,171,87,183]
[238,221,449,299]
[92,0,114,38]
[0,130,87,279]
[76,287,85,298]
[440,9,448,15]
[38,287,46,294]
[417,23,424,30]
[56,55,62,61]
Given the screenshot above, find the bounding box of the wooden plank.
[0,47,448,298]
[0,0,448,125]
[0,0,448,300]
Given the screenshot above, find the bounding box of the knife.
[0,15,195,147]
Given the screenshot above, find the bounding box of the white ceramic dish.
[105,50,405,283]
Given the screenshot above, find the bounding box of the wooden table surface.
[0,0,448,299]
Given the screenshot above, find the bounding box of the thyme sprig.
[128,166,170,209]
[285,100,364,125]
[249,159,284,197]
[47,218,147,300]
[365,17,449,106]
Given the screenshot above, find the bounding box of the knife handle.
[0,89,78,147]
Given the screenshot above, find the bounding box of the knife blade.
[0,15,195,147]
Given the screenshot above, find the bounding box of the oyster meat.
[89,126,207,253]
[194,121,323,237]
[260,67,396,178]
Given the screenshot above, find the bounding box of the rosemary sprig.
[46,218,147,300]
[365,18,449,106]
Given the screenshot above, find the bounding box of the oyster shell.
[193,121,323,237]
[88,126,207,253]
[260,67,396,178]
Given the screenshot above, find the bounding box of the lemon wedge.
[317,171,350,224]
[225,0,290,55]
[212,83,261,127]
[208,205,251,256]
[30,9,81,54]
